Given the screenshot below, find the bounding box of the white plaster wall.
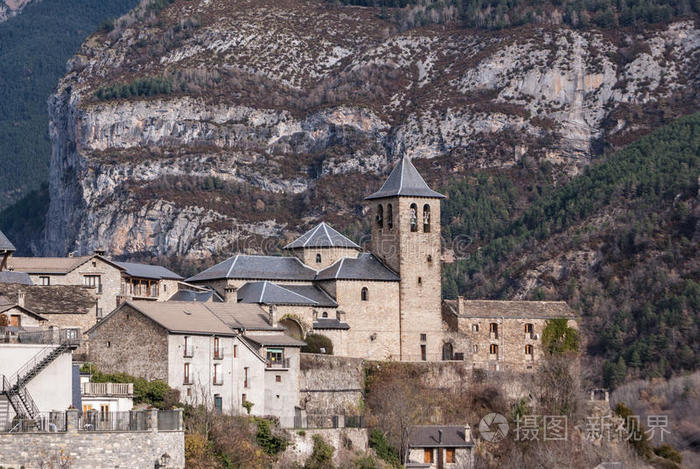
[81,396,133,412]
[264,347,300,428]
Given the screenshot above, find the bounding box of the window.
[214,395,222,414]
[472,324,479,332]
[214,337,222,359]
[242,393,247,404]
[489,322,498,339]
[473,345,479,353]
[186,388,191,397]
[276,375,281,383]
[424,449,433,463]
[361,287,368,301]
[83,275,102,293]
[234,344,238,358]
[267,348,284,365]
[321,311,328,318]
[184,363,191,384]
[316,253,322,264]
[410,203,418,232]
[420,344,427,361]
[39,276,50,286]
[213,364,222,385]
[92,261,97,268]
[9,315,20,327]
[445,448,455,463]
[525,323,534,337]
[418,276,422,284]
[184,336,193,357]
[376,204,384,228]
[420,334,426,342]
[97,307,103,319]
[525,345,533,355]
[244,367,249,388]
[107,341,111,348]
[100,404,110,421]
[423,204,431,232]
[387,204,393,229]
[489,344,498,355]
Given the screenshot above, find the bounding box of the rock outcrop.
[0,0,34,23]
[45,0,700,260]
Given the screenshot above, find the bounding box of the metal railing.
[3,412,67,433]
[81,382,133,396]
[266,358,290,369]
[2,374,39,420]
[80,411,147,432]
[295,414,365,429]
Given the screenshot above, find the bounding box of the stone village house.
[85,301,304,427]
[406,425,474,469]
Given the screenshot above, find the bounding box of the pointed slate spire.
[365,156,445,200]
[283,222,360,250]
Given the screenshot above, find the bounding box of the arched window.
[409,203,418,232]
[316,253,322,264]
[423,204,431,232]
[322,311,328,318]
[489,344,498,355]
[361,287,368,301]
[442,342,454,361]
[386,204,393,229]
[376,204,384,228]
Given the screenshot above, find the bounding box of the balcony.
[81,382,133,397]
[266,358,290,369]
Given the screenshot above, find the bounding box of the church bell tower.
[365,156,445,361]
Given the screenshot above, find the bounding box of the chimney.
[438,429,443,444]
[464,424,471,443]
[269,305,277,327]
[17,291,25,308]
[456,296,464,315]
[93,248,106,256]
[224,286,237,303]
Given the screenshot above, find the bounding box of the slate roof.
[444,299,577,319]
[365,156,445,200]
[0,230,15,251]
[283,222,360,250]
[313,318,350,330]
[187,255,317,282]
[315,253,399,282]
[200,302,280,331]
[0,304,48,322]
[238,281,338,307]
[115,262,183,280]
[243,333,306,347]
[0,271,33,285]
[168,289,222,302]
[408,425,474,448]
[0,284,96,315]
[8,256,95,274]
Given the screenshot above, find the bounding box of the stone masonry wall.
[299,354,364,414]
[282,428,368,466]
[88,304,168,380]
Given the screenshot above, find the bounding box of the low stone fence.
[0,409,184,468]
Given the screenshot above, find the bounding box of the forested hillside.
[0,0,138,208]
[442,112,699,387]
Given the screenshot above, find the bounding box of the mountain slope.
[0,0,138,208]
[443,112,699,386]
[44,0,699,261]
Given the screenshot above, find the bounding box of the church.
[187,156,577,366]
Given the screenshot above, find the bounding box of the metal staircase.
[1,328,79,429]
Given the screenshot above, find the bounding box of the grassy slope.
[0,0,138,209]
[442,112,699,386]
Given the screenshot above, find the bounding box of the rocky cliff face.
[45,0,700,261]
[0,0,35,23]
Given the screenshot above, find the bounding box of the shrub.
[301,333,334,354]
[304,434,335,469]
[654,444,682,464]
[254,418,288,456]
[542,319,579,355]
[368,428,400,467]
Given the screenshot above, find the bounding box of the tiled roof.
[408,425,474,448]
[168,289,222,302]
[0,284,96,315]
[0,230,15,251]
[238,281,337,307]
[115,262,183,280]
[316,253,399,282]
[365,156,445,200]
[186,255,317,282]
[243,333,306,347]
[444,299,577,319]
[313,318,350,330]
[8,256,94,274]
[283,222,360,250]
[0,271,33,285]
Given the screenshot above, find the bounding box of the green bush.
[82,363,179,409]
[94,76,174,101]
[654,444,682,464]
[301,333,334,355]
[304,434,335,469]
[368,428,400,467]
[254,418,288,456]
[542,319,580,355]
